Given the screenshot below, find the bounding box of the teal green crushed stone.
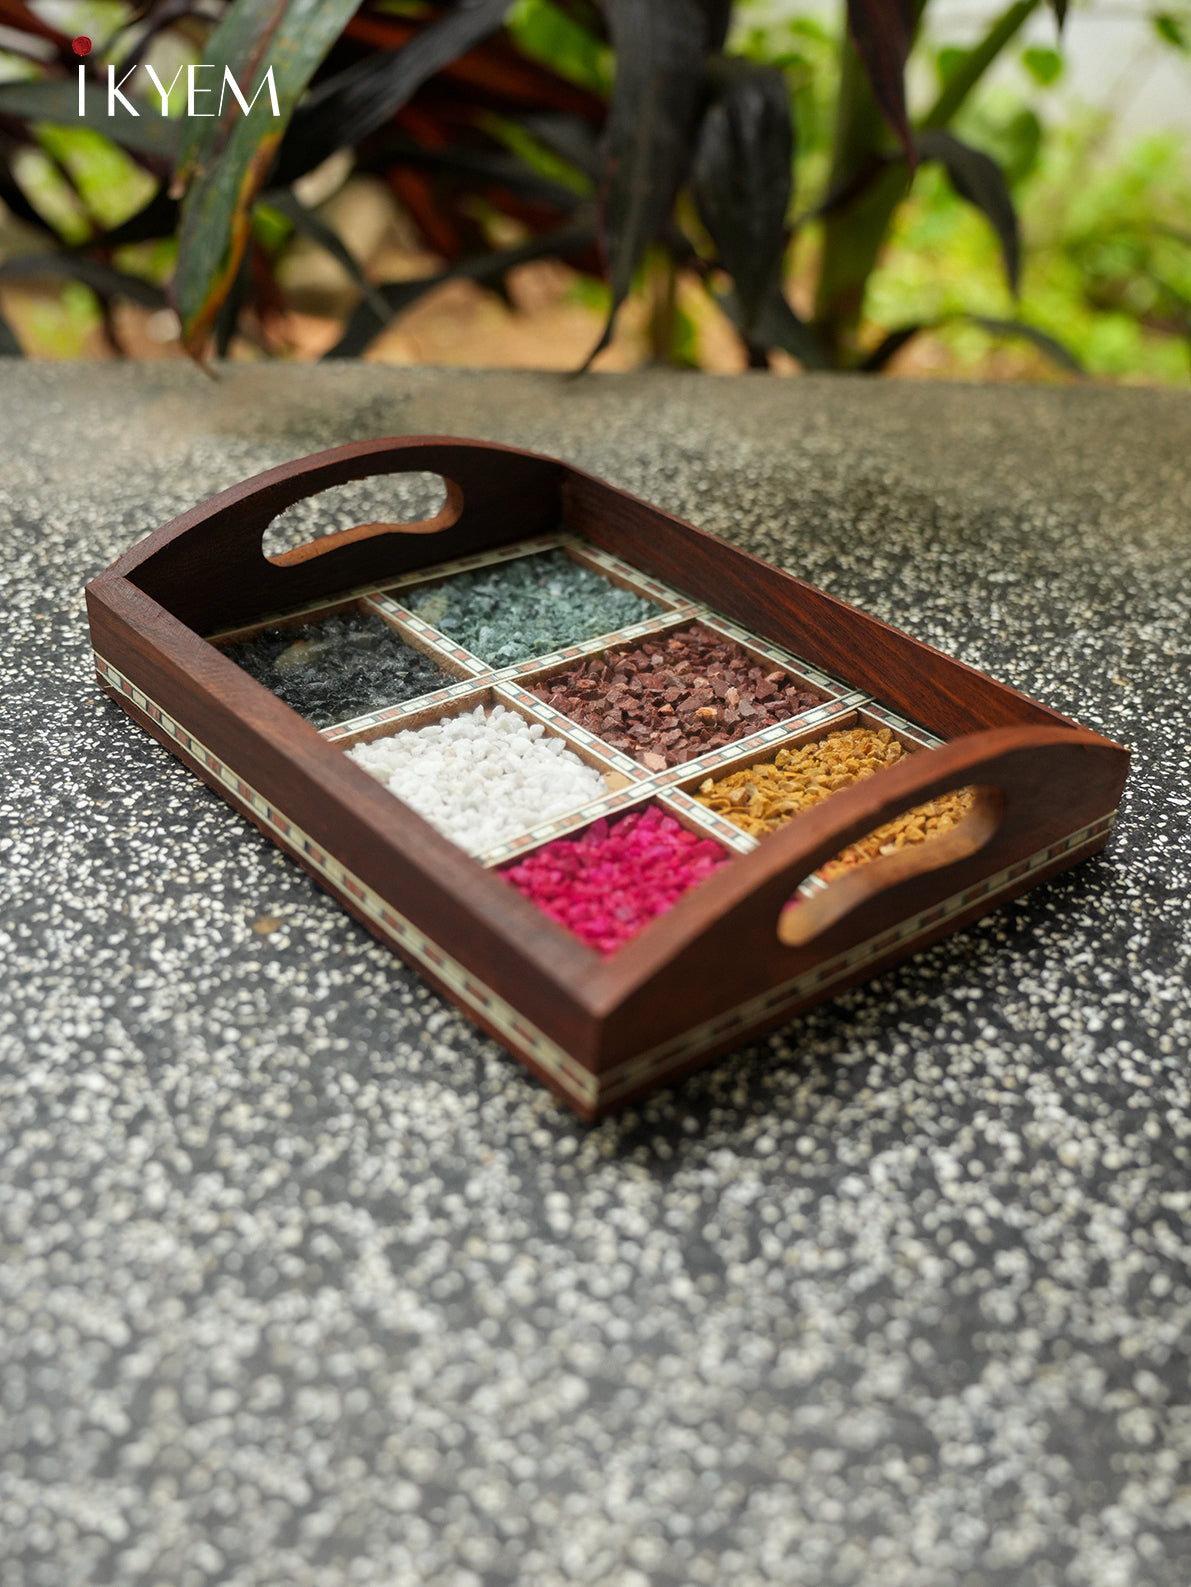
[405,549,662,667]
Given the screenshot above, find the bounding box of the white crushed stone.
[346,702,606,854]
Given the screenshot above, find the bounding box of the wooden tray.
[86,437,1129,1119]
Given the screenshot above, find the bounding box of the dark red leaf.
[0,0,70,49]
[342,14,604,118]
[277,0,515,183]
[702,0,734,49]
[0,305,21,356]
[918,128,1020,294]
[0,165,58,238]
[587,0,707,365]
[324,214,597,356]
[516,112,602,181]
[861,314,1082,373]
[859,323,923,371]
[720,284,829,369]
[692,57,793,340]
[0,253,166,307]
[845,0,916,166]
[966,314,1081,371]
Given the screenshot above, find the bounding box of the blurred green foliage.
[873,117,1191,381]
[733,0,1191,382]
[0,0,1188,379]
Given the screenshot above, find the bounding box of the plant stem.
[811,26,912,366]
[648,250,677,363]
[812,0,1042,366]
[920,0,1042,132]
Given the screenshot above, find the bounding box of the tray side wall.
[563,472,1078,740]
[86,574,610,1079]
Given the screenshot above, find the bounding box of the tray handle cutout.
[777,785,1003,947]
[266,472,464,566]
[112,437,568,634]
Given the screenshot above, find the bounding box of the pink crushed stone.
[502,803,730,955]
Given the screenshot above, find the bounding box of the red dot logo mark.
[72,36,92,56]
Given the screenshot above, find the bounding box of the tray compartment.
[523,621,840,771]
[215,599,465,730]
[499,799,732,956]
[380,541,669,669]
[689,714,925,841]
[680,707,976,894]
[342,689,629,858]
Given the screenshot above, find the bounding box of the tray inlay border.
[93,652,1117,1112]
[93,652,599,1106]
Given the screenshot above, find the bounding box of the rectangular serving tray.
[86,437,1130,1118]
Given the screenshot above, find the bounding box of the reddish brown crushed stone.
[529,624,827,769]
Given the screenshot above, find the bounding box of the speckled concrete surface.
[2,365,1190,1587]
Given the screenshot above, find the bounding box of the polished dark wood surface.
[563,472,1074,740]
[87,437,1130,1116]
[111,438,566,634]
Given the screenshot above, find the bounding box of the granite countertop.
[2,364,1189,1587]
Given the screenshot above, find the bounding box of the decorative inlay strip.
[92,652,598,1108]
[375,532,572,595]
[93,651,1117,1115]
[597,809,1118,1103]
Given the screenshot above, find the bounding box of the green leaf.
[917,128,1020,295]
[1154,13,1189,49]
[586,0,706,366]
[507,0,611,92]
[935,46,966,86]
[171,0,361,357]
[692,57,794,342]
[0,79,182,161]
[173,0,293,187]
[999,107,1043,186]
[1022,45,1062,85]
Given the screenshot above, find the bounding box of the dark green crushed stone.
[405,549,661,667]
[222,609,452,729]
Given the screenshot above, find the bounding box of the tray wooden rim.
[85,434,1131,1115]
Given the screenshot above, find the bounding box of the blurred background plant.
[0,0,1188,380]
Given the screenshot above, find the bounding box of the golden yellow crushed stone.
[694,724,975,877]
[819,788,977,878]
[694,725,908,840]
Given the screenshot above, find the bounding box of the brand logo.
[72,36,280,119]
